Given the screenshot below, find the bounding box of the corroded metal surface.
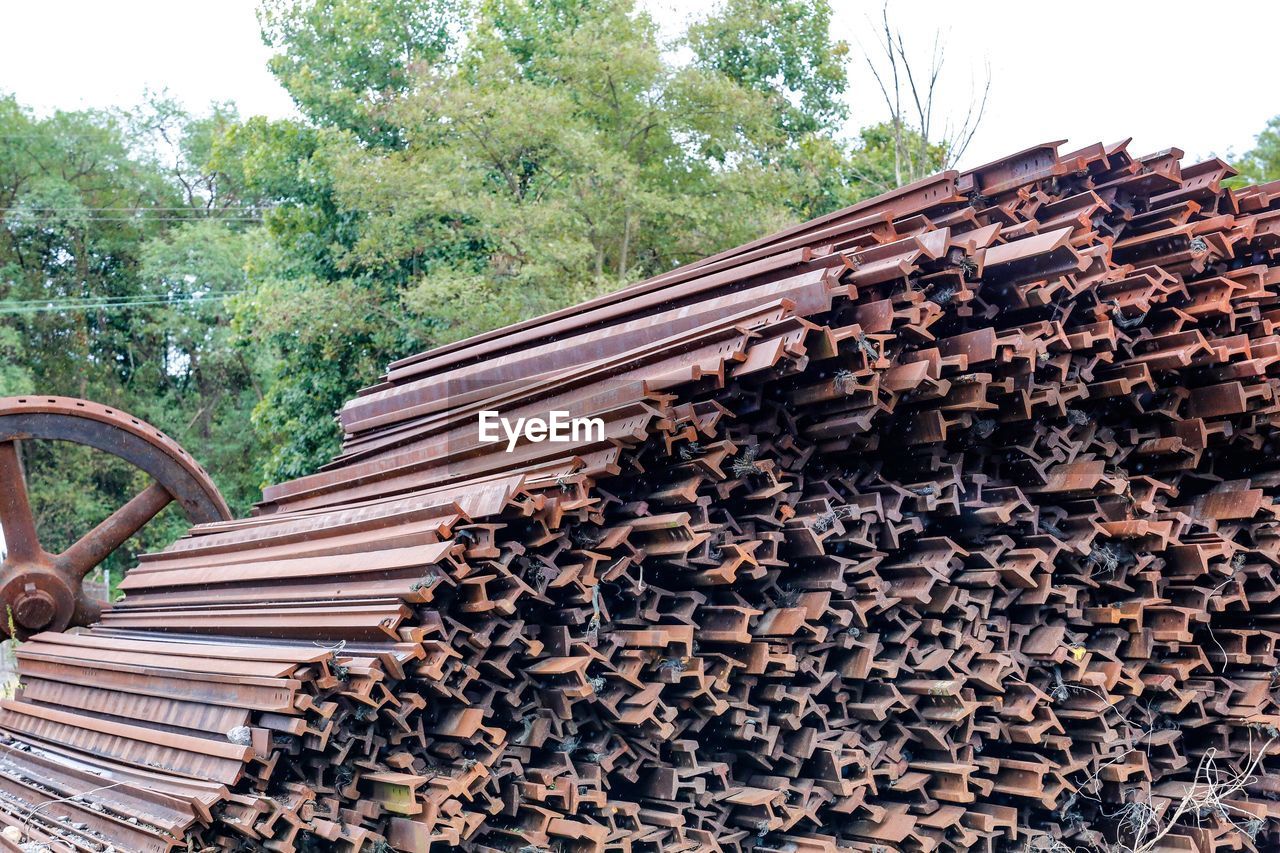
[5,142,1280,850]
[0,397,230,636]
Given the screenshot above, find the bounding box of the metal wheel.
[0,396,231,637]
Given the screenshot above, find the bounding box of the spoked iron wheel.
[0,397,230,637]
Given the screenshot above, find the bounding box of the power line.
[2,213,265,220]
[2,219,265,223]
[0,207,273,224]
[0,207,276,211]
[0,292,243,315]
[1,291,243,306]
[4,218,266,224]
[1,291,237,306]
[0,298,241,316]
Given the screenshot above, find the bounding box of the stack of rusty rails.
[0,627,424,851]
[10,138,1280,851]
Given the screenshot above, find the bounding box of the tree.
[137,220,266,511]
[1233,115,1280,185]
[218,114,429,480]
[130,95,252,211]
[258,0,468,145]
[686,0,850,143]
[845,121,948,200]
[324,0,831,326]
[0,327,31,396]
[239,0,864,480]
[2,0,996,553]
[0,94,266,574]
[862,3,989,186]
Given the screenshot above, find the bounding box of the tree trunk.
[618,211,632,282]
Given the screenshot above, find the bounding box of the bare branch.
[860,2,993,185]
[947,61,992,167]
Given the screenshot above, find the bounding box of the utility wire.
[1,217,266,221]
[2,214,265,221]
[0,299,240,316]
[0,207,272,224]
[0,207,276,211]
[2,291,235,306]
[1,291,243,306]
[0,292,243,315]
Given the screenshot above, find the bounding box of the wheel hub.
[0,562,74,633]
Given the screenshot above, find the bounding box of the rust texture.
[4,140,1280,850]
[0,397,231,637]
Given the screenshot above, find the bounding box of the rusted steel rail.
[4,140,1280,850]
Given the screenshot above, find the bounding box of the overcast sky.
[0,0,1277,169]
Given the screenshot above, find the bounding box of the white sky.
[1,0,1277,168]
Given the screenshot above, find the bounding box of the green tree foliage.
[336,0,802,303]
[0,327,30,395]
[217,116,431,480]
[0,94,266,575]
[137,220,267,511]
[259,0,468,145]
[1233,116,1280,185]
[686,0,849,141]
[845,121,948,200]
[238,0,881,482]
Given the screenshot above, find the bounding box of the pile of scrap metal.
[3,138,1280,852]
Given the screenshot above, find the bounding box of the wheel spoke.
[0,440,40,563]
[56,481,173,579]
